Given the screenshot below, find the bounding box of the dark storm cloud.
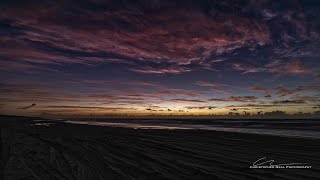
[1,0,319,74]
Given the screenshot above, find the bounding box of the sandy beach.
[1,117,320,180]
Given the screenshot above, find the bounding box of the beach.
[1,117,320,180]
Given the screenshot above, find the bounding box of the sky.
[0,0,320,117]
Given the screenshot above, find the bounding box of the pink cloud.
[194,81,217,87]
[0,1,274,73]
[249,87,271,95]
[168,99,205,103]
[233,60,311,75]
[275,86,294,96]
[129,66,191,74]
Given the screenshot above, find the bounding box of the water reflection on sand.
[64,120,320,139]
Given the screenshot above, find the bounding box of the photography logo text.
[250,157,312,169]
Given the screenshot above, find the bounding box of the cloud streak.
[130,66,191,74]
[0,0,319,75]
[19,103,36,110]
[208,96,258,103]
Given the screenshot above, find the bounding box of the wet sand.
[1,117,320,180]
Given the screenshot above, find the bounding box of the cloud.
[212,88,232,94]
[266,60,309,75]
[179,93,201,97]
[19,103,36,110]
[185,106,217,110]
[127,81,159,87]
[82,80,159,87]
[232,64,264,74]
[275,86,294,96]
[272,100,305,104]
[0,0,318,75]
[88,94,145,101]
[295,85,320,92]
[208,96,257,102]
[229,108,251,111]
[224,104,274,108]
[249,87,270,95]
[194,81,217,87]
[168,99,205,103]
[44,106,136,111]
[290,95,320,104]
[274,85,320,97]
[1,1,319,117]
[129,66,191,74]
[271,94,320,105]
[232,60,312,75]
[195,81,232,94]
